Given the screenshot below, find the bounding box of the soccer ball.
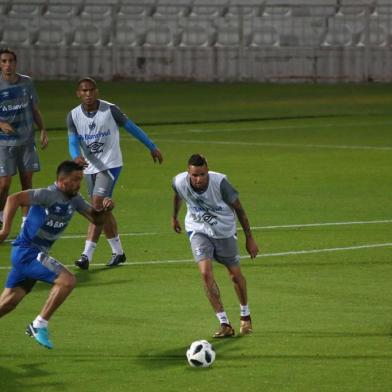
[186,340,216,368]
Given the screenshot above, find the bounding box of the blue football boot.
[26,323,53,349]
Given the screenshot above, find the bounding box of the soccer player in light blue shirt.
[67,77,163,269]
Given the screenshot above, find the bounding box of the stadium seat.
[374,4,392,16]
[248,25,280,47]
[44,3,81,18]
[113,19,146,47]
[34,23,70,46]
[144,21,180,47]
[190,0,228,18]
[322,23,353,46]
[72,24,111,46]
[80,4,114,20]
[8,3,42,17]
[180,20,216,47]
[226,2,264,18]
[214,18,241,47]
[357,19,389,47]
[0,21,32,46]
[117,3,155,18]
[263,6,292,17]
[336,6,367,17]
[153,0,191,18]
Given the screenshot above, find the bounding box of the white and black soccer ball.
[186,340,216,368]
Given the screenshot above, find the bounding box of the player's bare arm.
[79,197,114,225]
[172,193,183,233]
[32,105,48,149]
[231,198,259,259]
[0,191,30,242]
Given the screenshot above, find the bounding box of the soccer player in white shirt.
[67,77,163,269]
[172,154,258,337]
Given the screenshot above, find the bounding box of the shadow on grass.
[135,335,243,369]
[0,363,64,392]
[28,265,133,293]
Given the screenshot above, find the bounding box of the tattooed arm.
[231,198,259,259]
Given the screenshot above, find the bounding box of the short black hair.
[0,48,17,61]
[188,154,208,167]
[56,160,84,179]
[77,77,97,89]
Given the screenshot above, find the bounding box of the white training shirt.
[70,100,123,174]
[173,171,237,239]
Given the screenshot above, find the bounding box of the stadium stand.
[0,1,391,82]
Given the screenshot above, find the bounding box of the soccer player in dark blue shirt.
[0,48,48,227]
[0,160,114,349]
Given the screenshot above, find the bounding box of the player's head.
[188,154,209,190]
[56,160,84,197]
[76,77,99,109]
[0,48,17,61]
[0,48,17,76]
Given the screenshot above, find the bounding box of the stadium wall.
[0,0,391,82]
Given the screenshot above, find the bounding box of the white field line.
[47,119,392,139]
[45,135,392,151]
[0,242,391,270]
[0,219,390,243]
[251,219,392,230]
[153,138,392,151]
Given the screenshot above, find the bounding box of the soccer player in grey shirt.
[172,154,259,338]
[0,48,48,227]
[0,161,114,349]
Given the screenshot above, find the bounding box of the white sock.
[216,311,229,325]
[83,240,97,261]
[33,315,48,329]
[240,304,250,317]
[107,236,124,255]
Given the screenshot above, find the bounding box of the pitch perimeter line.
[0,242,391,270]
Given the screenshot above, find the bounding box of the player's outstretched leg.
[26,269,76,349]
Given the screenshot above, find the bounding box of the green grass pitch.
[0,82,392,391]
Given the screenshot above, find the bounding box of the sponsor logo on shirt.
[87,141,104,154]
[78,129,111,141]
[0,101,29,112]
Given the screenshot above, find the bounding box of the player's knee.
[230,272,244,285]
[58,272,77,290]
[66,274,77,290]
[92,199,103,210]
